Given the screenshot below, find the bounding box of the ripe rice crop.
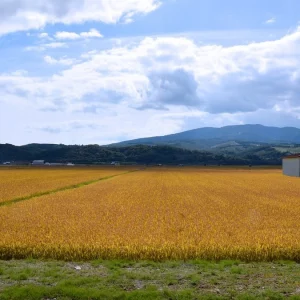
[0,167,132,203]
[0,167,300,261]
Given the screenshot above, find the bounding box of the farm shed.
[282,154,300,177]
[32,160,45,165]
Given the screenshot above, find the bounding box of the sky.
[0,0,300,145]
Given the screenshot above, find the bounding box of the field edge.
[1,259,300,299]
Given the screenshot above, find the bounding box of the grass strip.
[0,169,140,208]
[0,259,299,299]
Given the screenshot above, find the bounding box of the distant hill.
[0,144,245,165]
[110,124,300,151]
[1,125,300,165]
[0,143,290,166]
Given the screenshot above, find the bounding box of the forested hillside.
[0,143,288,165]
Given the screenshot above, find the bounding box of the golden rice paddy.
[0,167,132,203]
[1,167,300,261]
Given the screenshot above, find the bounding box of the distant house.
[32,160,45,165]
[3,162,11,165]
[67,163,75,166]
[282,154,300,177]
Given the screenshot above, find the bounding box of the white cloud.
[44,55,57,64]
[265,17,276,24]
[44,55,75,66]
[6,28,300,113]
[55,31,81,40]
[55,29,103,40]
[122,12,135,24]
[80,29,103,38]
[38,32,49,38]
[26,42,67,51]
[45,42,66,48]
[0,0,161,36]
[2,27,300,144]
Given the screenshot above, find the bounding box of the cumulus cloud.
[2,27,300,144]
[137,69,201,110]
[202,69,300,114]
[0,0,161,36]
[55,28,102,40]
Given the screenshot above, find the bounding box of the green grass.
[1,259,300,299]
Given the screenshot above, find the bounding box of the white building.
[282,155,300,177]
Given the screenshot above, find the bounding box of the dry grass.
[0,167,300,261]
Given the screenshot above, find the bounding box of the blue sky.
[0,0,300,145]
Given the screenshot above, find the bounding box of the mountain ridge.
[109,124,300,150]
[1,125,299,165]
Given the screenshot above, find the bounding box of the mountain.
[1,125,299,166]
[110,125,300,150]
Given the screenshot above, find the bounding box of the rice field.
[0,166,133,203]
[1,167,300,261]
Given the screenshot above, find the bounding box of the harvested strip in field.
[0,167,134,203]
[0,168,300,261]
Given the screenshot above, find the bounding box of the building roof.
[283,154,300,159]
